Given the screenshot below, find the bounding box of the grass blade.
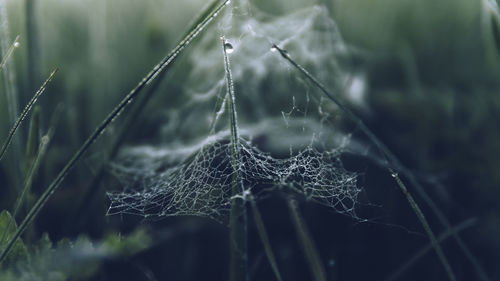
[0,69,58,161]
[25,105,41,165]
[0,35,20,71]
[287,198,327,281]
[0,132,51,248]
[0,0,231,265]
[272,44,457,281]
[222,36,249,281]
[0,104,60,249]
[249,197,283,281]
[386,218,477,281]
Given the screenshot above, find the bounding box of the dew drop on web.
[13,41,20,48]
[224,42,234,54]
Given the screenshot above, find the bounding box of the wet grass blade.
[222,36,249,281]
[272,44,457,281]
[68,0,225,231]
[0,68,58,161]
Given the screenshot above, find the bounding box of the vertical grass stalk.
[25,105,41,166]
[222,36,249,281]
[26,0,40,93]
[249,197,283,281]
[287,197,327,281]
[272,44,457,281]
[0,130,51,249]
[0,0,231,265]
[0,1,23,190]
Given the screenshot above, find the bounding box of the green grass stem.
[0,69,58,161]
[25,105,41,166]
[26,0,40,93]
[0,130,51,249]
[0,104,60,250]
[272,44,457,281]
[287,197,327,281]
[386,218,477,281]
[249,197,283,281]
[222,36,249,281]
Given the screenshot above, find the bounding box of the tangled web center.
[107,137,360,223]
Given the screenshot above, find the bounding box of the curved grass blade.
[272,44,457,281]
[0,68,58,161]
[0,0,231,265]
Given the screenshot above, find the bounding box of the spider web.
[107,136,360,223]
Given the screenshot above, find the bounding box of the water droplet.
[13,41,20,48]
[226,0,231,4]
[271,45,277,52]
[391,172,398,178]
[41,135,50,144]
[224,42,234,54]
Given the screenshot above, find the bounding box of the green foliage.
[0,225,152,281]
[0,211,28,269]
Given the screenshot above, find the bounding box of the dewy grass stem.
[0,0,231,265]
[222,36,249,281]
[0,68,58,161]
[272,44,457,281]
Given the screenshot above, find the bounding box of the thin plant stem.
[0,0,231,265]
[249,196,283,281]
[0,35,19,71]
[0,68,58,161]
[0,130,52,248]
[0,4,22,187]
[287,197,327,281]
[222,36,249,281]
[0,104,60,249]
[272,44,457,281]
[26,0,40,93]
[386,218,477,281]
[223,36,282,281]
[25,105,41,165]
